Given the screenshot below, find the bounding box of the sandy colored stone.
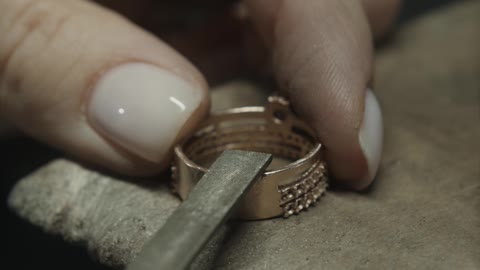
[8,1,480,269]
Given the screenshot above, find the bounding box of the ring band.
[171,96,329,219]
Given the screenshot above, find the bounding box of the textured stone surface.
[8,2,480,269]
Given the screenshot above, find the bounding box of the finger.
[362,0,402,38]
[245,0,400,189]
[0,0,209,175]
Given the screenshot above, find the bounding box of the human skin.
[0,0,401,189]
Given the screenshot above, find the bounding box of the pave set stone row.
[278,161,328,218]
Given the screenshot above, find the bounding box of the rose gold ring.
[171,96,328,220]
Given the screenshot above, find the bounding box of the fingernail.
[359,89,384,184]
[87,63,204,163]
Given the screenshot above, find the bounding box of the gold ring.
[171,96,328,219]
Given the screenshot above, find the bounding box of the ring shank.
[172,97,328,219]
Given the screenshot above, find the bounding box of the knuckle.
[0,0,76,119]
[0,0,73,73]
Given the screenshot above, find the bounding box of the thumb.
[245,0,392,189]
[0,0,209,175]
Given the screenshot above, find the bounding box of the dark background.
[1,1,459,269]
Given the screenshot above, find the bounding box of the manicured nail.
[88,63,204,162]
[359,89,384,183]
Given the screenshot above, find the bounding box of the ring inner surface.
[183,110,317,170]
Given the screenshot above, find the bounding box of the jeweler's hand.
[0,0,400,189]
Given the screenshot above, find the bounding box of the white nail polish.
[88,63,203,162]
[359,89,384,182]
